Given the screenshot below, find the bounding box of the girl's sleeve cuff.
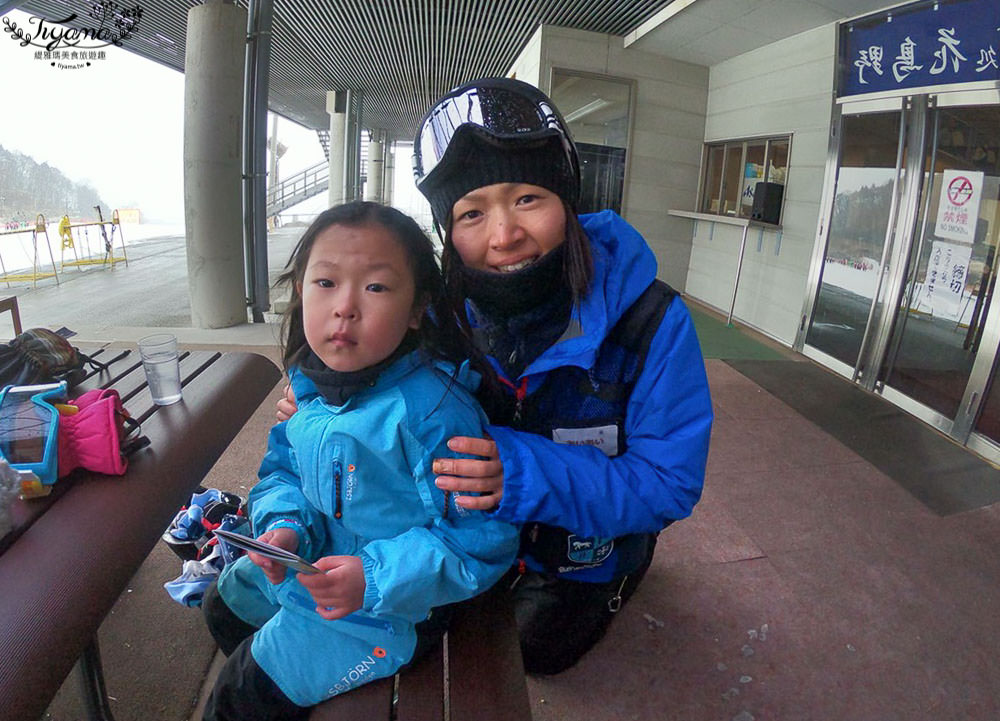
[264,517,311,558]
[360,551,381,612]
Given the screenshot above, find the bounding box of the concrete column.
[183,0,247,328]
[364,138,384,202]
[326,91,347,206]
[383,141,395,205]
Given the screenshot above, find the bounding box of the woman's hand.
[249,527,299,585]
[276,384,297,422]
[297,556,366,620]
[432,435,504,511]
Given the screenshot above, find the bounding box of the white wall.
[509,27,543,86]
[685,24,836,344]
[529,26,709,292]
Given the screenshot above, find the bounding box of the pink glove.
[57,388,133,478]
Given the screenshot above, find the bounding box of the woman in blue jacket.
[204,202,518,720]
[280,78,713,675]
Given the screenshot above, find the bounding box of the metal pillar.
[243,0,274,323]
[343,90,364,202]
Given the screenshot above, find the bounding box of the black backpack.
[0,328,106,389]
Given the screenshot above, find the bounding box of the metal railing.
[266,161,329,216]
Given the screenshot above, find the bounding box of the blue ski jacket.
[485,211,713,545]
[216,351,518,705]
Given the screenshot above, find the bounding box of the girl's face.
[449,182,566,273]
[298,223,423,372]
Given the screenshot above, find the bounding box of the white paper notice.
[934,170,984,243]
[925,240,972,320]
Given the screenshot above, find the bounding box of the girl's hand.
[297,556,366,620]
[249,527,299,585]
[432,435,504,511]
[276,384,298,422]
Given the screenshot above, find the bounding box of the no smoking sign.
[935,169,983,243]
[947,175,974,206]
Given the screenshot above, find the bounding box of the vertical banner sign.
[935,169,984,242]
[926,240,972,320]
[840,0,1000,97]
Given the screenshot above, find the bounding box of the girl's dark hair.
[441,200,594,323]
[276,201,492,390]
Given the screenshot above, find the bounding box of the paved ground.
[0,226,303,346]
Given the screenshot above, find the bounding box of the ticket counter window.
[699,135,789,221]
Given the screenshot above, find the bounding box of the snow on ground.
[0,222,184,274]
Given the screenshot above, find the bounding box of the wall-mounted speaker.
[751,182,784,225]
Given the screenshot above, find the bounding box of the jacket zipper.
[498,376,529,424]
[286,591,395,635]
[333,459,343,519]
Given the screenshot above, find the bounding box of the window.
[699,135,790,224]
[550,69,634,215]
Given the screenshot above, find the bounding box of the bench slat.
[397,643,444,721]
[448,589,532,721]
[310,675,394,720]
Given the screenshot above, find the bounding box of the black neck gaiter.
[299,334,418,406]
[459,245,572,379]
[460,243,567,319]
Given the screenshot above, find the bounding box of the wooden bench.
[311,584,533,721]
[0,345,281,721]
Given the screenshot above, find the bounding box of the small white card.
[552,424,619,457]
[213,529,321,574]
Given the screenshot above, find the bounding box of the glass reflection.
[806,112,902,369]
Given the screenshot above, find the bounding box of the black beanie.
[419,129,579,226]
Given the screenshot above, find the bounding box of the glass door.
[803,91,1000,456]
[803,105,908,377]
[879,102,1000,439]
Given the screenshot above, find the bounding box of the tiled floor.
[524,359,1000,721]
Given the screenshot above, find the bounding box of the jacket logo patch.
[566,535,614,564]
[345,464,357,501]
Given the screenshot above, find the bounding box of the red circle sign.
[947,176,974,206]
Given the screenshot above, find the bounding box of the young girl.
[201,201,519,721]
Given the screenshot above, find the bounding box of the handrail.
[266,161,329,216]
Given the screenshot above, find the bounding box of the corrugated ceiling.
[15,0,675,139]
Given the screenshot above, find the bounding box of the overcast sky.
[0,8,323,224]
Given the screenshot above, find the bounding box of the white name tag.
[552,425,619,457]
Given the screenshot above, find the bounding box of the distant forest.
[0,145,108,222]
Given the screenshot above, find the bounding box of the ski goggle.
[412,79,579,187]
[0,381,66,495]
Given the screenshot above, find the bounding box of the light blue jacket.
[486,211,713,539]
[217,351,519,706]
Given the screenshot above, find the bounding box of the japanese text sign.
[935,169,984,243]
[841,0,1000,97]
[925,240,971,320]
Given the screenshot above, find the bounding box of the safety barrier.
[58,207,129,270]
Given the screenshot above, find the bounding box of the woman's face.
[449,183,566,273]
